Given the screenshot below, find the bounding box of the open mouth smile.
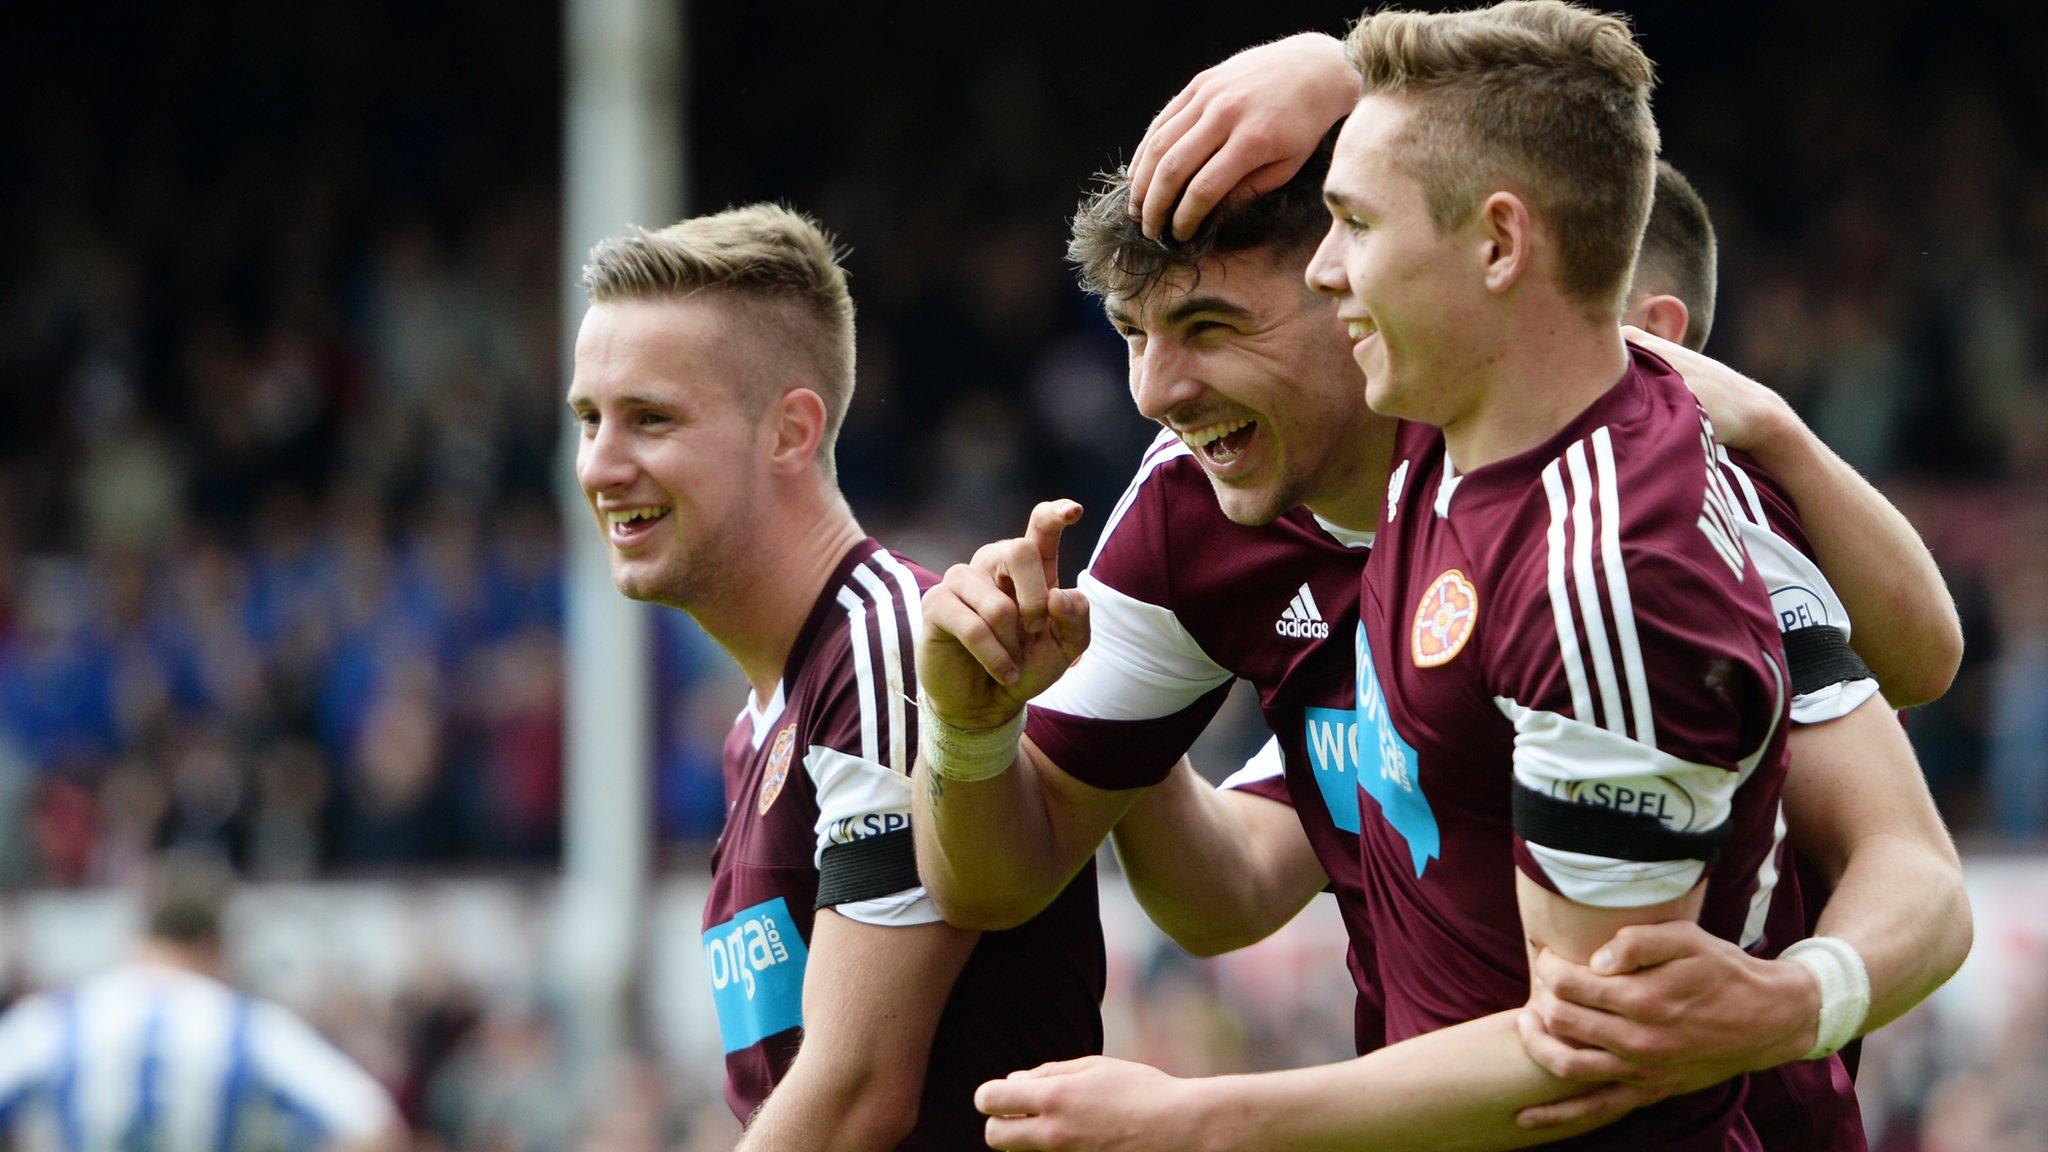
[603,506,670,547]
[1179,417,1260,467]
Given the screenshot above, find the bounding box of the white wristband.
[917,692,1026,782]
[1781,937,1871,1060]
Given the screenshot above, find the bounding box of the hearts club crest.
[1411,569,1478,668]
[758,725,797,815]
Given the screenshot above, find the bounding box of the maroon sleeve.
[1494,413,1790,905]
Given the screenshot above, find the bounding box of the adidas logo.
[1275,584,1332,640]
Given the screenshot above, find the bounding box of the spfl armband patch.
[1512,781,1732,862]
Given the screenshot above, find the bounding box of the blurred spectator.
[0,855,404,1152]
[1987,524,2048,839]
[424,997,577,1152]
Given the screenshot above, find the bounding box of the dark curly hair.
[1066,133,1337,302]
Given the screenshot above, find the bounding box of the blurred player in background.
[914,6,1968,1150]
[0,857,402,1152]
[566,204,1101,1150]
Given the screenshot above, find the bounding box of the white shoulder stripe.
[868,551,926,640]
[869,551,928,764]
[1713,445,1770,528]
[1593,428,1654,745]
[851,557,923,773]
[1542,459,1596,726]
[834,586,881,765]
[1542,429,1651,743]
[849,562,911,774]
[1566,439,1625,734]
[1092,431,1192,567]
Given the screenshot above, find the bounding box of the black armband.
[1512,782,1730,863]
[1782,625,1872,698]
[816,828,922,909]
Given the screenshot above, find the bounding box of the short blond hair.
[1344,1,1658,315]
[582,204,857,470]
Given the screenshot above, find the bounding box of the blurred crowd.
[1,2,2044,1148]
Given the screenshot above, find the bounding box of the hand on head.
[1129,33,1359,242]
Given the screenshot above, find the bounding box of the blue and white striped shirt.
[0,964,395,1152]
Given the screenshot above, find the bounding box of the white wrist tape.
[917,692,1026,782]
[1781,936,1871,1059]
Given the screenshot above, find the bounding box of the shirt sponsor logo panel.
[1301,706,1364,834]
[703,898,808,1053]
[1354,623,1441,877]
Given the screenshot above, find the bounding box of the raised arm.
[914,500,1139,929]
[738,911,979,1150]
[1626,327,1964,706]
[1111,749,1328,956]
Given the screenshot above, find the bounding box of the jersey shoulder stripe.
[829,553,926,776]
[1538,425,1655,745]
[1712,444,1771,529]
[1091,429,1193,568]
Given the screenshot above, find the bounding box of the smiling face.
[1306,94,1497,430]
[1109,244,1379,526]
[568,296,770,610]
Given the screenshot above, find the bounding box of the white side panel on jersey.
[803,745,943,927]
[1497,696,1739,908]
[1739,805,1789,951]
[1219,736,1286,792]
[1033,571,1232,721]
[1731,510,1881,726]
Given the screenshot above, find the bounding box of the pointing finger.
[1024,500,1083,589]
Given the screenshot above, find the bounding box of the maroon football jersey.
[1027,431,1387,1054]
[1355,348,1794,1150]
[705,538,1104,1147]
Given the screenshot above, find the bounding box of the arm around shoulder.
[1745,402,1962,705]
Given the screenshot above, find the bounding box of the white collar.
[744,682,787,749]
[1311,513,1375,549]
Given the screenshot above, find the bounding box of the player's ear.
[1478,191,1532,296]
[1624,294,1691,348]
[766,386,829,477]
